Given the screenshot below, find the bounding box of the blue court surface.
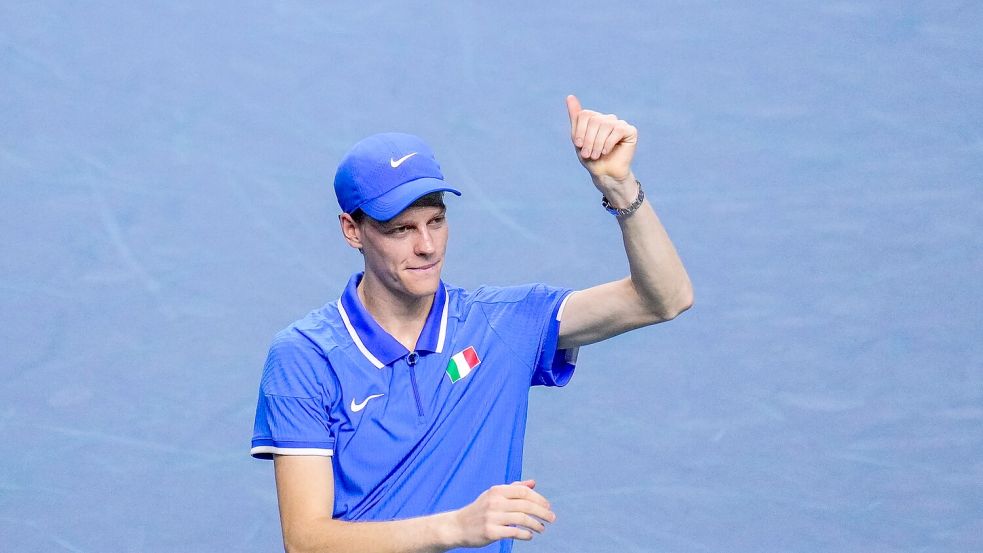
[2,2,981,552]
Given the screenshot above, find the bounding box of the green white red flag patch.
[446,346,480,383]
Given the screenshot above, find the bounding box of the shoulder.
[261,301,346,395]
[456,283,551,306]
[448,282,572,320]
[273,300,347,355]
[443,283,534,320]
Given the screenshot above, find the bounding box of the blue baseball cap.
[333,133,462,221]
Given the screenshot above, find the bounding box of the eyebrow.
[377,219,411,231]
[378,208,447,230]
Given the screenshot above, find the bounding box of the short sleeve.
[530,287,579,387]
[475,283,580,387]
[251,331,336,459]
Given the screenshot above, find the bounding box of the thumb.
[565,95,581,124]
[510,479,537,489]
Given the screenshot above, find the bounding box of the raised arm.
[558,95,693,349]
[273,455,555,553]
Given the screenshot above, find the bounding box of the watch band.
[601,179,645,217]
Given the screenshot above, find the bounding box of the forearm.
[283,510,459,553]
[599,173,693,319]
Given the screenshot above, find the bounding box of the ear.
[339,213,364,251]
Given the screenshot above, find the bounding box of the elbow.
[282,539,300,553]
[650,286,694,322]
[282,532,311,553]
[282,518,340,553]
[669,291,695,320]
[282,537,326,553]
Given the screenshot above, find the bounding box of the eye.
[387,226,410,235]
[429,215,446,226]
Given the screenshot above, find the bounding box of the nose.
[415,227,436,256]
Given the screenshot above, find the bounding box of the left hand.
[566,94,637,186]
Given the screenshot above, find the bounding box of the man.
[251,95,693,552]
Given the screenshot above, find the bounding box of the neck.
[357,272,435,351]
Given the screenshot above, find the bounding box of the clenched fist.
[566,94,638,186]
[449,479,556,547]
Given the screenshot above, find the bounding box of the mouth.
[406,260,440,273]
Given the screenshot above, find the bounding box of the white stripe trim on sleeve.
[251,446,334,457]
[556,292,575,321]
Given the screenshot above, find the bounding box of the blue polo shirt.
[251,273,578,549]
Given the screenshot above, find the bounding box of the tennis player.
[251,95,693,552]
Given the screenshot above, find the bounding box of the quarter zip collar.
[337,272,449,368]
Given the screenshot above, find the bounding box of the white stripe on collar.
[435,285,449,353]
[337,299,385,369]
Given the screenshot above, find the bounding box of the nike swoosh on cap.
[351,393,385,412]
[390,152,417,168]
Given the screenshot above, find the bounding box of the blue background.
[2,2,981,551]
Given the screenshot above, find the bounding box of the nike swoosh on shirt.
[350,394,385,412]
[390,152,417,168]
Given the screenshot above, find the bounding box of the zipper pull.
[407,351,419,366]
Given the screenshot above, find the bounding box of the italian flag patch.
[446,346,480,383]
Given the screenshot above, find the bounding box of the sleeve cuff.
[532,291,579,387]
[250,438,335,460]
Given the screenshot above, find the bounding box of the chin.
[401,265,442,297]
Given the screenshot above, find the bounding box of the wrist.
[592,172,637,207]
[429,510,462,550]
[601,178,645,217]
